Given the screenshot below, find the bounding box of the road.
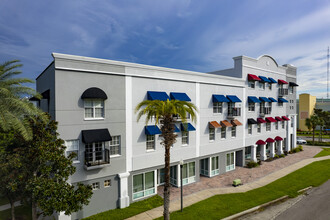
[297,135,330,143]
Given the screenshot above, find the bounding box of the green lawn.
[83,195,163,220]
[314,148,330,158]
[0,205,31,220]
[297,133,330,139]
[0,196,9,206]
[156,159,330,220]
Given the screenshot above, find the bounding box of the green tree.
[19,114,93,220]
[305,115,320,144]
[135,99,197,220]
[0,60,43,140]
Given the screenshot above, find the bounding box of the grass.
[0,196,9,206]
[314,148,330,158]
[0,205,31,220]
[297,133,330,139]
[155,159,330,220]
[83,195,163,220]
[307,140,330,146]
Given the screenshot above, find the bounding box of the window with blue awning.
[226,95,242,102]
[259,97,271,102]
[268,78,277,83]
[181,123,196,131]
[248,96,261,103]
[259,76,271,83]
[145,125,162,135]
[268,97,278,102]
[278,98,288,103]
[147,91,170,101]
[212,95,230,102]
[170,92,191,101]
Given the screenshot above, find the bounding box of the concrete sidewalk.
[0,201,21,212]
[126,155,330,220]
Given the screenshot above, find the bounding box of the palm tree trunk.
[32,201,38,220]
[163,144,171,220]
[312,128,315,144]
[9,199,15,220]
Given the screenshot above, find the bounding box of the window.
[213,102,223,113]
[257,124,261,133]
[84,99,104,119]
[275,122,278,130]
[266,122,271,131]
[231,126,236,137]
[182,162,196,185]
[146,135,155,151]
[157,168,165,185]
[248,124,252,135]
[65,140,79,161]
[291,117,294,127]
[282,121,285,129]
[92,182,100,190]
[268,83,272,90]
[209,128,215,141]
[200,158,209,176]
[289,86,294,94]
[211,156,219,176]
[85,142,107,165]
[104,179,111,187]
[226,152,235,172]
[221,127,226,139]
[245,146,251,159]
[259,82,265,90]
[133,171,155,200]
[248,81,255,89]
[110,136,121,156]
[182,131,189,145]
[278,102,283,107]
[248,102,255,112]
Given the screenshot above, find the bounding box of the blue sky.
[1,0,330,98]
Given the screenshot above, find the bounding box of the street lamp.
[180,159,184,212]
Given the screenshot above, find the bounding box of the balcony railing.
[172,113,190,121]
[260,107,272,115]
[84,149,110,168]
[228,107,241,117]
[279,88,288,96]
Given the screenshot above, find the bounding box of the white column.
[118,172,130,208]
[208,157,212,177]
[269,142,275,158]
[277,141,283,155]
[58,212,71,220]
[251,145,257,162]
[176,164,181,187]
[286,120,291,152]
[292,115,297,149]
[125,76,133,172]
[260,144,267,161]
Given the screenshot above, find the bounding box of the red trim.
[275,136,283,141]
[282,116,290,121]
[266,138,275,143]
[256,140,266,145]
[266,117,277,123]
[248,74,261,81]
[275,116,283,121]
[278,79,288,84]
[257,118,267,123]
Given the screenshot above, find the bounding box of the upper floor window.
[146,135,155,151]
[248,81,255,89]
[257,124,261,133]
[221,127,226,139]
[289,86,294,94]
[110,135,121,156]
[213,102,223,113]
[278,102,283,107]
[268,83,272,90]
[266,122,271,131]
[209,128,215,141]
[275,122,279,130]
[84,99,104,119]
[65,139,79,161]
[182,131,189,145]
[248,102,255,112]
[282,121,285,129]
[259,82,265,90]
[231,127,236,137]
[248,124,252,135]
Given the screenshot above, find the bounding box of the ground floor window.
[157,168,165,185]
[200,158,209,176]
[170,166,177,186]
[182,162,196,185]
[226,152,235,172]
[211,156,219,176]
[245,146,251,160]
[133,171,155,200]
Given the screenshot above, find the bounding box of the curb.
[222,186,313,220]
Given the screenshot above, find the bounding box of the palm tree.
[135,99,197,220]
[0,60,42,140]
[305,115,320,144]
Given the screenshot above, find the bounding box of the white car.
[297,137,307,144]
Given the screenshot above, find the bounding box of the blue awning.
[248,96,261,103]
[145,125,162,135]
[174,125,180,133]
[268,77,277,83]
[259,76,271,83]
[278,98,288,103]
[226,95,242,103]
[147,91,170,101]
[212,95,230,103]
[259,97,271,102]
[268,97,278,102]
[170,92,191,101]
[181,123,196,131]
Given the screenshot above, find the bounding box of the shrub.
[279,154,285,158]
[258,160,262,165]
[246,161,259,168]
[274,154,280,158]
[297,145,303,151]
[284,151,288,156]
[292,148,300,153]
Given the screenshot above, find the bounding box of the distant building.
[298,94,330,131]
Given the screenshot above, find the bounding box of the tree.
[135,99,197,220]
[0,60,43,140]
[18,114,93,220]
[305,115,320,144]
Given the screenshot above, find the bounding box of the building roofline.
[36,61,54,80]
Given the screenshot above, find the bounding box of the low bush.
[258,160,262,165]
[279,154,285,158]
[307,141,330,146]
[284,151,288,156]
[274,154,280,158]
[246,161,259,168]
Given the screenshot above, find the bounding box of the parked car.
[297,137,307,144]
